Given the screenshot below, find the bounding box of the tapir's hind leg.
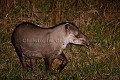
[44,58,54,73]
[15,48,26,68]
[29,58,36,70]
[57,53,68,73]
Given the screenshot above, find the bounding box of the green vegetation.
[0,0,120,80]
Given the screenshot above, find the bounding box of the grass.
[0,0,120,80]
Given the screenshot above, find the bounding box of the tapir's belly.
[23,50,43,59]
[19,41,58,58]
[19,44,42,58]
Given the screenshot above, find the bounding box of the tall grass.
[0,0,120,80]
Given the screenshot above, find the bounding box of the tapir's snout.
[79,34,94,47]
[81,39,90,46]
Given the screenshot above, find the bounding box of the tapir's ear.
[65,23,71,31]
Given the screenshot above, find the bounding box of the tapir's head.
[65,23,90,46]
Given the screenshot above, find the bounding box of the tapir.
[11,22,90,73]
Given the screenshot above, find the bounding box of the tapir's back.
[12,22,49,38]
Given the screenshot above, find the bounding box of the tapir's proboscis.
[11,22,91,73]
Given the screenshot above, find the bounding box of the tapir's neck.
[63,34,73,44]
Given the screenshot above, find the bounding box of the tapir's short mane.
[50,22,79,29]
[16,22,78,29]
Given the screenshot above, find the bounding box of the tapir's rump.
[11,22,90,73]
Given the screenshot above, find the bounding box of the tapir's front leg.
[44,58,54,73]
[57,53,68,73]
